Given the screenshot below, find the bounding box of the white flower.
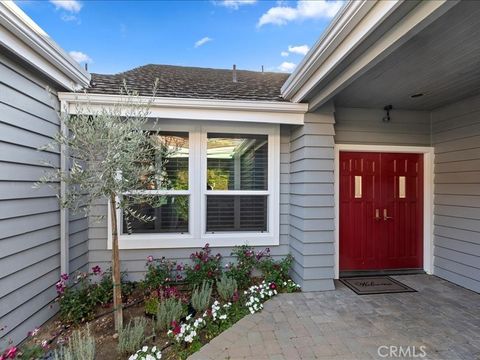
[156,351,162,359]
[142,346,148,352]
[146,355,155,360]
[152,346,156,352]
[186,314,192,321]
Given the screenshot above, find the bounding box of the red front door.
[340,152,423,271]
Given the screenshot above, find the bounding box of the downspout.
[60,99,69,275]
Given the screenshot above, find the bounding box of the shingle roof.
[86,64,290,102]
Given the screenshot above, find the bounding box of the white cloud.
[281,51,289,57]
[69,51,92,64]
[49,0,82,13]
[61,13,80,23]
[258,0,343,27]
[278,61,296,72]
[194,37,213,48]
[215,0,257,10]
[288,44,310,55]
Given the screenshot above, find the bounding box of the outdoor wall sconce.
[382,104,393,122]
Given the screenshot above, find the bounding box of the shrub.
[191,281,212,313]
[144,296,160,316]
[257,254,293,285]
[281,279,301,293]
[91,268,135,305]
[56,272,98,324]
[216,274,238,302]
[54,325,95,360]
[184,244,222,286]
[155,298,185,331]
[118,317,149,354]
[145,285,188,316]
[143,257,183,290]
[56,267,133,324]
[225,245,270,289]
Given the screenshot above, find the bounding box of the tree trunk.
[110,194,123,331]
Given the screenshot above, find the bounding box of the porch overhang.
[281,0,459,111]
[57,92,308,125]
[0,1,90,90]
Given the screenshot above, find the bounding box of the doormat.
[340,276,417,295]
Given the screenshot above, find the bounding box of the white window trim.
[108,121,280,249]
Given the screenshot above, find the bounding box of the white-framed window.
[108,120,280,249]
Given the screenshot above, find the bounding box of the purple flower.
[92,265,102,275]
[55,281,66,295]
[146,255,154,263]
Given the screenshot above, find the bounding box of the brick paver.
[188,275,480,359]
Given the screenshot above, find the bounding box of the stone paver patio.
[188,275,480,360]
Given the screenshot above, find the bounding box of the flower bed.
[2,244,299,360]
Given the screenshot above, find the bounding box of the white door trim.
[334,144,435,279]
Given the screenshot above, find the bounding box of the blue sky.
[17,0,343,74]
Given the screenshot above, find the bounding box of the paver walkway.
[188,275,480,360]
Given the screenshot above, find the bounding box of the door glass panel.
[354,175,362,198]
[399,176,406,198]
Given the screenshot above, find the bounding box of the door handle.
[374,209,381,221]
[383,208,393,221]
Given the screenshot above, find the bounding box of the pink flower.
[171,321,181,335]
[232,290,240,302]
[146,255,154,263]
[92,265,102,275]
[176,264,183,271]
[270,283,277,290]
[41,340,48,349]
[5,347,17,359]
[60,273,69,281]
[194,264,200,271]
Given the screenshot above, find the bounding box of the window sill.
[110,233,279,249]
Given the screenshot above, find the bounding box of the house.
[1,0,479,347]
[0,0,90,346]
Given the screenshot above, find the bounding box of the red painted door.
[340,152,423,271]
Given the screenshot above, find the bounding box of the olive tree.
[40,86,171,331]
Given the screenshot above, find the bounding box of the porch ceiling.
[334,1,480,111]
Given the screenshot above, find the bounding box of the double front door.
[339,152,423,271]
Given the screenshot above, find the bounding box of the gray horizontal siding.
[0,52,88,345]
[334,107,431,146]
[288,106,336,291]
[88,125,292,281]
[432,93,480,293]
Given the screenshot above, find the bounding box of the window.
[110,122,279,249]
[206,133,268,232]
[120,131,190,235]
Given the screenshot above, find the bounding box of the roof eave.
[281,0,374,101]
[0,1,91,90]
[58,92,309,125]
